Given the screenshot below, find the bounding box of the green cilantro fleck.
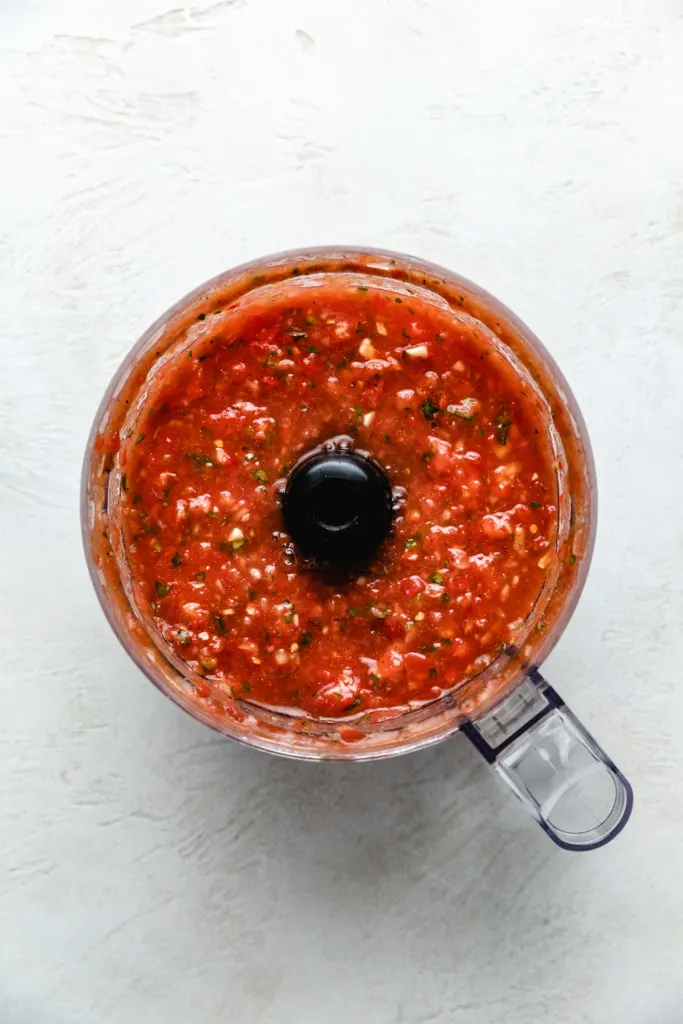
[530,501,542,510]
[155,581,171,598]
[231,537,247,551]
[421,397,438,421]
[212,612,227,635]
[171,551,182,568]
[299,631,312,647]
[134,433,146,446]
[428,572,445,585]
[252,468,268,484]
[177,629,191,646]
[188,451,214,467]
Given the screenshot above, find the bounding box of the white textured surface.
[1,1,682,1021]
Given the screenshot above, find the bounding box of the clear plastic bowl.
[82,247,632,850]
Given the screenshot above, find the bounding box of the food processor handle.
[461,668,633,851]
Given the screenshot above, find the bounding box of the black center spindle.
[282,449,393,565]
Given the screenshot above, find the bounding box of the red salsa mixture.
[120,282,557,718]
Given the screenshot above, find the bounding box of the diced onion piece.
[375,320,388,336]
[405,344,429,359]
[363,412,375,426]
[358,338,376,359]
[189,494,211,512]
[494,461,522,480]
[447,397,480,420]
[228,527,244,542]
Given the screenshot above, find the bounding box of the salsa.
[120,281,558,718]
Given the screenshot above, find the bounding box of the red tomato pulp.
[120,280,558,718]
